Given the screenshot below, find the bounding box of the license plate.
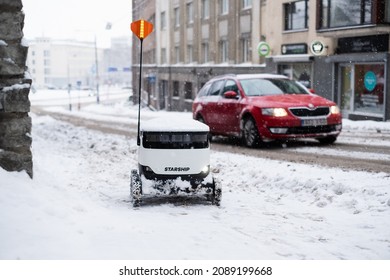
[301,118,327,126]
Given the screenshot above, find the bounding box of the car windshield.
[240,78,309,96]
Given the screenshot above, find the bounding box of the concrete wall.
[0,0,33,177]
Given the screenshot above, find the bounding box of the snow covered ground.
[1,90,390,260]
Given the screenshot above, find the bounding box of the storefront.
[271,43,315,89]
[330,35,389,121]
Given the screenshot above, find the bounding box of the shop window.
[184,82,193,99]
[320,0,372,29]
[279,63,312,89]
[354,64,384,115]
[284,0,308,30]
[173,81,179,97]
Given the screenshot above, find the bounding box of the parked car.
[192,74,342,147]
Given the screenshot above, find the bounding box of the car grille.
[287,125,338,134]
[289,107,329,117]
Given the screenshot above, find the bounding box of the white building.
[27,37,132,90]
[27,37,104,90]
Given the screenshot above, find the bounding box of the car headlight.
[330,105,340,114]
[262,108,288,117]
[201,165,210,174]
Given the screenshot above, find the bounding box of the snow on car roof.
[141,117,209,132]
[236,74,289,80]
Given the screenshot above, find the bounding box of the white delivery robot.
[130,117,221,207]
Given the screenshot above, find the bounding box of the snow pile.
[1,97,390,260]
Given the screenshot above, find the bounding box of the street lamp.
[94,36,100,104]
[94,22,113,104]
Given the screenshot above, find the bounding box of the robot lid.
[141,117,209,133]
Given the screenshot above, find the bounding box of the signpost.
[257,41,271,57]
[131,19,154,146]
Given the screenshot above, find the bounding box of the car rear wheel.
[242,117,261,148]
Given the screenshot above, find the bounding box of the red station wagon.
[192,74,342,147]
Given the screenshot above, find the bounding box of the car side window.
[223,79,239,95]
[209,80,224,96]
[198,83,211,97]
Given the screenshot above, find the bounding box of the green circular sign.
[257,41,270,57]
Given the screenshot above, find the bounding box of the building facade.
[27,37,131,90]
[132,0,390,121]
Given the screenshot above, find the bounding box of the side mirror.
[224,90,239,99]
[308,88,315,94]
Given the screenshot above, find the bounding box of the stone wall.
[0,0,33,178]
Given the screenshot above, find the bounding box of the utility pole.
[94,36,100,104]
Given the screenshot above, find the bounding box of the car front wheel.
[242,117,261,148]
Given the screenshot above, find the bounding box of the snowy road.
[1,90,389,260]
[31,95,390,174]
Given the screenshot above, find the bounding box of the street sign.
[257,41,271,57]
[310,40,326,56]
[131,19,153,40]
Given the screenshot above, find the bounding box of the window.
[209,80,224,96]
[386,1,390,22]
[202,0,210,19]
[223,80,239,94]
[184,82,193,99]
[202,42,209,63]
[161,48,167,64]
[187,45,193,63]
[242,0,252,9]
[187,2,194,24]
[220,40,228,63]
[198,83,211,97]
[174,7,180,27]
[279,63,312,88]
[220,0,229,15]
[175,46,180,63]
[161,11,166,29]
[143,132,209,149]
[284,0,308,30]
[354,64,385,115]
[43,50,50,57]
[241,36,251,62]
[320,0,372,29]
[173,81,179,97]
